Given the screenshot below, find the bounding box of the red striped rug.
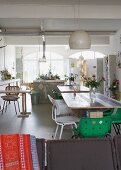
[0,134,33,170]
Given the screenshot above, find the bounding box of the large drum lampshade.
[69,30,91,49]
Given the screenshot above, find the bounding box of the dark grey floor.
[0,95,74,140]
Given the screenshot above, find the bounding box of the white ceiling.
[0,18,121,32]
[0,0,121,5]
[0,1,121,44]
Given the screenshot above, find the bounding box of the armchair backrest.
[47,138,117,170]
[36,138,45,170]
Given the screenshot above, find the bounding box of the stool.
[31,91,40,105]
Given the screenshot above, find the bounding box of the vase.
[69,80,74,86]
[89,86,96,102]
[1,75,5,80]
[111,90,119,100]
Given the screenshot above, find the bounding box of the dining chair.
[103,108,121,135]
[110,108,121,135]
[1,85,20,115]
[103,108,114,116]
[52,89,63,99]
[73,116,112,138]
[48,94,79,139]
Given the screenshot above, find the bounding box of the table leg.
[72,109,82,117]
[8,83,11,104]
[18,92,31,117]
[16,81,18,86]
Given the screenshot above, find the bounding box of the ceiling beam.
[0,28,116,36]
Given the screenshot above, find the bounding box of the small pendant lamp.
[39,34,46,62]
[69,30,91,49]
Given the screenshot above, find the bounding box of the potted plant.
[0,69,12,80]
[109,79,119,100]
[82,75,104,89]
[81,74,105,99]
[64,73,78,85]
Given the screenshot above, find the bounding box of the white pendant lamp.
[69,30,91,49]
[39,34,46,62]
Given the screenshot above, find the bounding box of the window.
[23,51,67,82]
[69,51,105,60]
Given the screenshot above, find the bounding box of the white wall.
[0,37,5,71]
[0,48,5,71]
[0,45,16,79]
[112,29,121,91]
[115,29,121,92]
[5,46,16,76]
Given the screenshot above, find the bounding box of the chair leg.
[112,123,118,134]
[71,125,74,135]
[115,124,120,135]
[74,123,77,129]
[14,101,17,115]
[17,100,20,113]
[59,125,64,139]
[113,123,120,135]
[5,101,8,112]
[54,124,59,139]
[2,101,6,115]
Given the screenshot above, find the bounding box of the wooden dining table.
[0,89,31,117]
[57,85,90,93]
[61,92,121,110]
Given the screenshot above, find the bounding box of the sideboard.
[33,80,64,104]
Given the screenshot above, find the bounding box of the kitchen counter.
[33,79,64,103]
[34,80,64,83]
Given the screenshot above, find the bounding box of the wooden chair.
[1,85,20,115]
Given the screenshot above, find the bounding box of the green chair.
[73,116,112,138]
[103,109,114,116]
[111,108,121,135]
[52,89,63,99]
